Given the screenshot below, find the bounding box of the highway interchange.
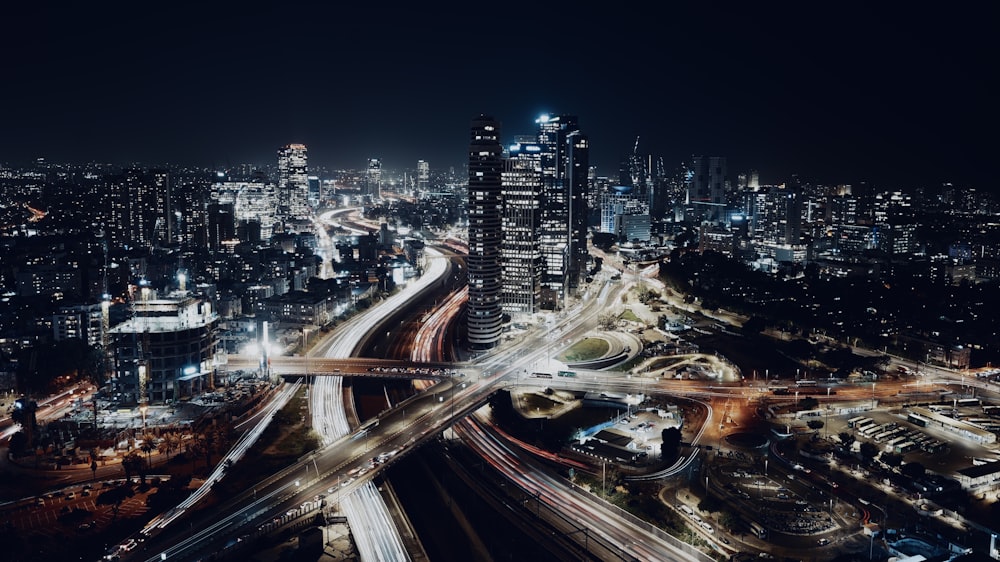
[29,224,991,562]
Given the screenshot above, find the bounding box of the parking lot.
[3,481,152,538]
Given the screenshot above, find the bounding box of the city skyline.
[3,4,995,190]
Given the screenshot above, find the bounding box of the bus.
[796,380,818,387]
[750,521,768,539]
[847,416,867,428]
[923,441,947,453]
[530,372,552,379]
[907,413,929,427]
[860,425,883,438]
[886,436,907,448]
[855,419,876,431]
[874,430,897,443]
[557,370,577,378]
[894,441,918,454]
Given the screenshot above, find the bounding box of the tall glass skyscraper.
[535,114,588,308]
[501,142,544,315]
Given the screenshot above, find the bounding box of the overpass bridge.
[221,354,468,380]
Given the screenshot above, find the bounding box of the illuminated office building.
[366,158,382,199]
[501,142,544,315]
[109,168,171,249]
[417,160,430,193]
[277,143,309,220]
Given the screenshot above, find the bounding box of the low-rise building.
[108,292,220,404]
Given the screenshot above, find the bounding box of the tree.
[598,313,618,331]
[799,396,819,410]
[636,284,660,304]
[807,419,825,430]
[718,510,739,531]
[96,484,135,522]
[8,431,28,457]
[880,452,903,469]
[10,399,38,451]
[838,432,855,449]
[698,496,721,513]
[660,427,682,461]
[140,434,155,468]
[740,316,768,337]
[122,452,144,484]
[901,462,926,480]
[187,440,203,471]
[859,442,880,462]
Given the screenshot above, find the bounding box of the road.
[130,247,454,561]
[93,250,1000,560]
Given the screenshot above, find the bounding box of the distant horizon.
[1,148,986,193]
[3,4,994,192]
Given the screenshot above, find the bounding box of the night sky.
[3,3,996,189]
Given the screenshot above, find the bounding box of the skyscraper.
[501,142,544,315]
[467,115,504,349]
[108,168,171,249]
[417,160,430,193]
[751,185,803,247]
[535,114,588,308]
[686,156,728,224]
[565,131,589,291]
[366,158,382,199]
[277,143,309,220]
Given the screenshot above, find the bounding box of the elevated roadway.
[132,258,979,561]
[223,355,461,380]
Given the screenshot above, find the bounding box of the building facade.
[108,293,220,405]
[501,142,544,315]
[535,114,588,307]
[466,115,504,349]
[686,156,727,224]
[52,302,104,347]
[278,143,309,221]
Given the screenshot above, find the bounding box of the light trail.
[143,380,303,533]
[304,244,453,562]
[456,413,710,562]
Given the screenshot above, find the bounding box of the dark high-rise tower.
[108,168,171,250]
[535,114,588,308]
[686,156,728,223]
[565,131,589,292]
[467,115,504,349]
